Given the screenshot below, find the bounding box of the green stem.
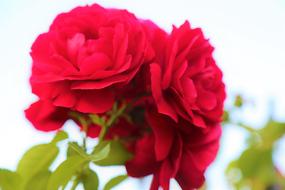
[230,121,257,134]
[238,123,256,133]
[83,136,87,151]
[98,124,107,143]
[82,124,88,151]
[98,104,127,143]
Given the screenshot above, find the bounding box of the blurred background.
[0,0,285,189]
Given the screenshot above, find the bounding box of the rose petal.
[159,160,172,190]
[197,89,217,111]
[126,135,159,177]
[79,53,113,74]
[182,77,197,103]
[162,40,178,89]
[150,173,160,190]
[150,63,178,122]
[176,150,205,189]
[53,90,77,108]
[172,60,188,94]
[86,124,101,138]
[25,100,68,131]
[74,89,114,113]
[146,111,174,161]
[71,72,130,90]
[67,33,86,64]
[187,126,221,171]
[112,24,128,69]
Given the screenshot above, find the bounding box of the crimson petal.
[25,100,68,131]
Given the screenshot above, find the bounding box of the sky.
[0,0,285,189]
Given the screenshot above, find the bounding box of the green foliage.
[103,175,128,190]
[67,142,86,158]
[26,171,51,190]
[89,114,106,126]
[0,102,135,190]
[258,120,285,147]
[0,131,67,190]
[226,147,276,189]
[0,169,22,190]
[90,143,111,162]
[17,144,58,185]
[225,97,285,190]
[51,131,68,144]
[1,95,285,190]
[48,143,109,190]
[16,130,67,189]
[81,169,99,190]
[47,155,87,190]
[93,140,132,166]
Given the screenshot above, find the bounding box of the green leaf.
[238,148,274,179]
[226,147,276,188]
[17,144,59,184]
[0,169,22,190]
[51,130,68,144]
[93,140,132,166]
[89,114,105,126]
[259,120,285,146]
[90,142,111,162]
[47,156,87,190]
[25,171,51,190]
[67,142,87,158]
[103,175,128,190]
[81,169,99,190]
[48,144,110,190]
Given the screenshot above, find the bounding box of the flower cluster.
[25,4,225,190]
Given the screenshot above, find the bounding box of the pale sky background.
[0,0,285,189]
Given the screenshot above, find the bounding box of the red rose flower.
[29,4,152,114]
[126,111,221,190]
[150,21,225,128]
[24,4,226,189]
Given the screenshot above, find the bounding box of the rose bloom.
[124,21,225,190]
[25,4,225,189]
[149,21,225,128]
[126,110,221,190]
[25,4,153,131]
[28,4,152,115]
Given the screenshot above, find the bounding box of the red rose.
[126,111,221,190]
[29,4,152,114]
[150,21,225,128]
[24,5,226,189]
